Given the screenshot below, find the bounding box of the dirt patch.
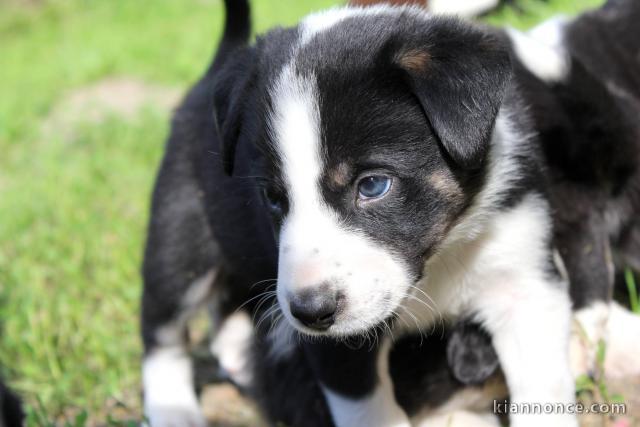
[43,77,181,133]
[201,383,266,427]
[579,377,640,427]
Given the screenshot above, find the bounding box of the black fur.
[0,380,24,427]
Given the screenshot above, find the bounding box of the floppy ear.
[393,21,512,169]
[212,47,256,176]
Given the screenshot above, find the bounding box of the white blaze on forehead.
[269,64,344,268]
[270,63,324,216]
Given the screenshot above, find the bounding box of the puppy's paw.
[570,302,609,378]
[143,347,206,427]
[604,302,640,378]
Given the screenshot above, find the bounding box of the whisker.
[256,303,280,332]
[249,278,278,290]
[252,293,278,324]
[236,289,277,313]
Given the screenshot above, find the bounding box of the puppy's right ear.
[212,47,256,176]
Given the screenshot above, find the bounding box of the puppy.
[141,0,640,426]
[506,0,640,379]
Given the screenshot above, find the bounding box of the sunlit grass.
[484,0,603,28]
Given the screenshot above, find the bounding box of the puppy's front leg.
[475,279,578,427]
[304,337,411,427]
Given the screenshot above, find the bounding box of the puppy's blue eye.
[357,176,391,200]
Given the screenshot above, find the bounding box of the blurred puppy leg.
[210,307,254,389]
[141,146,220,427]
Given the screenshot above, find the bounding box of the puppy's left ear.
[394,21,511,169]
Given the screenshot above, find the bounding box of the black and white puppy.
[139,1,640,426]
[506,0,640,379]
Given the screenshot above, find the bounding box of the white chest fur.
[398,190,561,335]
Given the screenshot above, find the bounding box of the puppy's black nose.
[289,291,337,331]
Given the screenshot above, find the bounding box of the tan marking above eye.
[396,49,431,73]
[327,162,351,189]
[427,170,463,200]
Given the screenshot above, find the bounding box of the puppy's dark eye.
[263,187,284,215]
[357,175,392,200]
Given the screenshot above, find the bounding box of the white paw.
[143,347,206,427]
[604,302,640,378]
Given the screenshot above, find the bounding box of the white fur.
[143,346,207,427]
[528,16,569,51]
[321,338,411,427]
[507,18,570,83]
[270,63,413,337]
[210,310,254,388]
[428,0,499,17]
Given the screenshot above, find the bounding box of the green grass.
[0,0,612,424]
[484,0,603,28]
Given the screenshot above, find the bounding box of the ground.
[1,0,635,426]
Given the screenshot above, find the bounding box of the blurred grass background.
[0,0,606,425]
